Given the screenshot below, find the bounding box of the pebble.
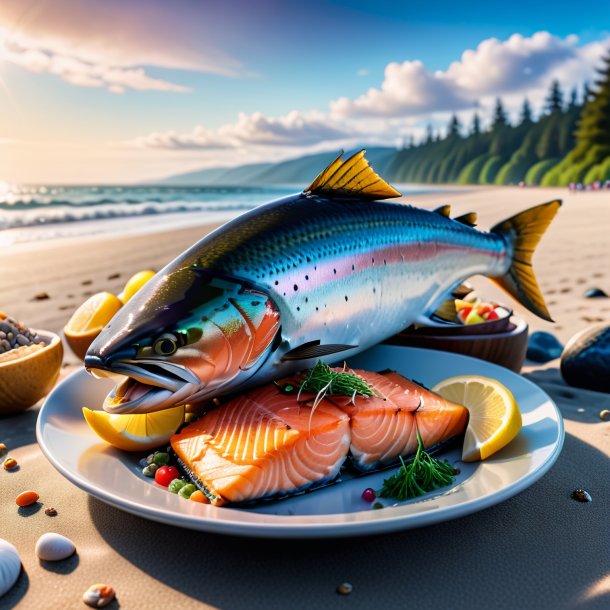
[35,532,76,561]
[527,331,564,363]
[33,292,50,301]
[0,315,42,355]
[15,491,39,507]
[600,410,610,421]
[571,489,592,503]
[3,457,18,471]
[561,325,610,392]
[0,443,7,459]
[44,507,58,517]
[583,287,608,298]
[336,583,353,596]
[83,583,116,608]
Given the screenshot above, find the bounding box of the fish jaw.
[86,357,202,414]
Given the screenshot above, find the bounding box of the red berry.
[362,488,376,502]
[486,309,500,321]
[457,307,472,323]
[155,465,179,487]
[476,303,492,315]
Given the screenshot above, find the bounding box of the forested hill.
[161,53,610,188]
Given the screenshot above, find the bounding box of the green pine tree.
[545,80,564,114]
[520,98,533,124]
[491,98,508,129]
[470,112,481,136]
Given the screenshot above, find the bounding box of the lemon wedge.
[431,375,522,462]
[64,292,123,360]
[82,405,185,452]
[119,270,156,304]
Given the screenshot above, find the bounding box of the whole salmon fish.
[85,151,560,414]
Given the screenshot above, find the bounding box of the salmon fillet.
[327,370,468,470]
[171,384,350,505]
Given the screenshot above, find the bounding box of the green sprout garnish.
[298,361,374,407]
[379,430,457,501]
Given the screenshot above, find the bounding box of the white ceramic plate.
[37,346,563,538]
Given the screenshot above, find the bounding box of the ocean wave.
[0,199,263,230]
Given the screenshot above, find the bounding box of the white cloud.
[0,30,190,93]
[357,68,369,77]
[136,111,351,150]
[133,30,610,154]
[331,32,608,119]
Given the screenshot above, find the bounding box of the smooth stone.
[526,331,563,363]
[583,287,608,298]
[561,324,610,393]
[0,539,21,597]
[35,532,76,562]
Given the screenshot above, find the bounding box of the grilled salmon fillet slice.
[171,384,350,505]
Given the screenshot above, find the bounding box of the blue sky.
[0,0,608,183]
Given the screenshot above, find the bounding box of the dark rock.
[526,331,563,363]
[32,292,50,301]
[583,287,608,298]
[561,324,610,392]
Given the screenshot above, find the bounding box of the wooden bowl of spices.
[0,314,63,415]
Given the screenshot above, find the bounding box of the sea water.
[0,183,446,246]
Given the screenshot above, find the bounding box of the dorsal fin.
[433,204,451,217]
[454,212,478,227]
[305,150,401,200]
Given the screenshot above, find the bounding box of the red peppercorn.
[362,488,376,502]
[154,465,180,487]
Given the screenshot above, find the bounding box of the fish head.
[85,266,281,414]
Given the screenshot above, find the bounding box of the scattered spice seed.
[15,491,39,507]
[83,583,116,608]
[3,457,17,471]
[599,409,610,421]
[571,488,592,502]
[372,502,384,510]
[336,583,353,596]
[44,507,58,517]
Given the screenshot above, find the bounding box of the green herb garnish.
[379,430,457,500]
[298,360,374,407]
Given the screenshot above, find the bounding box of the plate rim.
[36,346,564,538]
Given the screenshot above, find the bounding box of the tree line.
[384,52,610,186]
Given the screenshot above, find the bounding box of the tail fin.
[491,200,561,322]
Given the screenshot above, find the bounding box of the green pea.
[178,484,197,499]
[168,479,187,494]
[152,452,170,467]
[142,463,158,477]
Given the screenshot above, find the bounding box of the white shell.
[35,533,76,562]
[0,539,21,598]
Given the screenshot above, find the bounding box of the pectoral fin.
[281,340,358,361]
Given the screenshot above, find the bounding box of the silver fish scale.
[173,194,510,380]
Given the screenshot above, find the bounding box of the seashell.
[561,324,610,393]
[35,532,75,562]
[0,538,21,597]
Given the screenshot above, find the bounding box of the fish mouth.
[87,359,201,415]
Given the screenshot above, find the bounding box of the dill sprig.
[298,360,374,407]
[379,430,457,501]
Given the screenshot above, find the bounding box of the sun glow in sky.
[0,0,608,184]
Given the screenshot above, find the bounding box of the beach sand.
[1,185,609,369]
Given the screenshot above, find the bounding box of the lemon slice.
[64,292,123,360]
[431,376,522,462]
[119,270,156,304]
[82,405,184,452]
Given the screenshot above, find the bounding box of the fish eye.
[153,333,179,356]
